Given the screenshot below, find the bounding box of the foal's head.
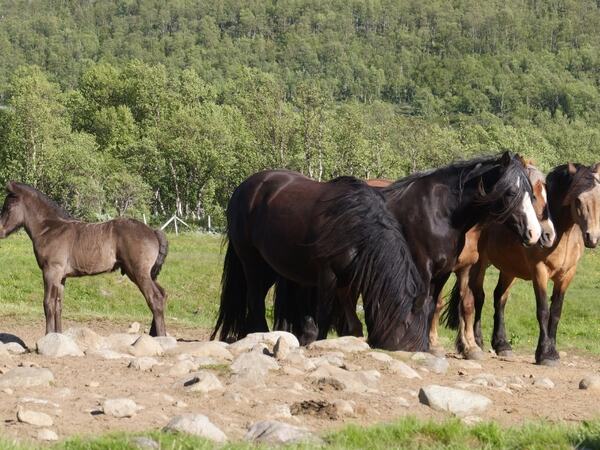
[564,163,600,248]
[524,161,556,248]
[0,182,26,238]
[472,151,541,246]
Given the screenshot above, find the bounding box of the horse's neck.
[23,203,63,238]
[553,205,578,242]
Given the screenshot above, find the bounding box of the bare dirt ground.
[1,318,599,445]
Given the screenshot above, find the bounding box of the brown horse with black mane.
[0,182,169,336]
[444,163,600,365]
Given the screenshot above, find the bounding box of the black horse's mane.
[11,183,72,219]
[383,153,533,224]
[315,176,428,350]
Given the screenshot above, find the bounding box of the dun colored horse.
[274,152,542,348]
[211,172,427,351]
[444,163,600,365]
[427,162,556,359]
[0,182,169,336]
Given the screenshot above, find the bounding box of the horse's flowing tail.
[315,178,428,351]
[210,242,247,341]
[441,277,461,331]
[151,229,169,280]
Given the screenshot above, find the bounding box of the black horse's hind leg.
[334,287,363,337]
[240,252,275,335]
[315,269,337,340]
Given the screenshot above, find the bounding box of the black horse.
[211,173,426,351]
[274,152,542,348]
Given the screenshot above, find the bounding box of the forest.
[0,0,600,225]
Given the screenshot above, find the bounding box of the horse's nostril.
[526,229,533,239]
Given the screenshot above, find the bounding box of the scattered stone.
[128,322,141,334]
[129,335,164,357]
[164,414,227,442]
[64,327,106,351]
[0,367,54,388]
[36,333,84,357]
[102,398,140,418]
[37,429,58,441]
[229,332,300,355]
[308,363,379,393]
[273,337,290,360]
[411,353,449,374]
[169,360,198,377]
[168,342,233,362]
[579,375,600,391]
[231,351,279,377]
[131,436,159,449]
[181,371,224,394]
[154,336,178,351]
[457,360,483,370]
[268,404,292,419]
[245,420,319,444]
[368,351,393,363]
[387,360,422,379]
[86,349,133,360]
[17,407,53,427]
[533,377,555,389]
[129,357,160,371]
[86,381,100,388]
[419,385,492,416]
[332,399,354,417]
[4,342,26,354]
[106,333,140,351]
[307,336,369,353]
[471,373,506,388]
[310,354,345,368]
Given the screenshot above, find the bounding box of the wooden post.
[208,215,211,232]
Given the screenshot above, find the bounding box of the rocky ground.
[1,319,600,446]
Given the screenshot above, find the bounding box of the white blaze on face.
[522,190,541,244]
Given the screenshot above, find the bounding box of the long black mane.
[10,182,72,219]
[314,176,428,350]
[383,153,533,224]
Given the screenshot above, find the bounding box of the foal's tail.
[210,242,247,342]
[151,229,169,280]
[441,278,461,330]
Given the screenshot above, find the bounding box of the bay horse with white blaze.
[444,163,600,365]
[0,182,169,336]
[212,171,427,351]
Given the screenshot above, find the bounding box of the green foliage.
[1,1,600,223]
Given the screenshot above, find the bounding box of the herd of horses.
[0,152,598,366]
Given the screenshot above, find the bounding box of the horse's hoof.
[429,346,446,358]
[496,350,515,360]
[538,358,560,367]
[465,349,485,360]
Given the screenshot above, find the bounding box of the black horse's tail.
[315,178,428,351]
[210,241,247,341]
[441,278,461,330]
[151,229,169,280]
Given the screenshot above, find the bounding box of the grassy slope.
[0,232,598,354]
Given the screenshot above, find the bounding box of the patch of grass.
[3,417,600,449]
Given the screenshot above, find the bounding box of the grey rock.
[332,399,354,417]
[154,336,178,351]
[4,342,27,354]
[229,332,299,355]
[163,414,227,442]
[411,353,449,374]
[231,350,279,377]
[127,322,141,334]
[129,335,164,357]
[181,371,224,394]
[17,407,53,427]
[579,375,600,391]
[273,337,290,360]
[308,363,379,393]
[0,367,54,388]
[37,429,58,441]
[129,357,159,371]
[419,384,492,416]
[470,373,506,388]
[533,377,554,389]
[106,333,140,351]
[36,333,84,357]
[168,341,232,362]
[368,351,393,362]
[102,398,140,418]
[245,420,319,444]
[169,360,198,377]
[307,336,369,353]
[457,360,483,370]
[387,360,422,379]
[63,327,107,351]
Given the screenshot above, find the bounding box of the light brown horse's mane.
[11,183,72,219]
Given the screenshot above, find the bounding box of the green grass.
[1,417,600,449]
[0,232,599,354]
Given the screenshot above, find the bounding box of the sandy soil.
[1,318,599,445]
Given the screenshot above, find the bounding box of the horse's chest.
[545,232,583,277]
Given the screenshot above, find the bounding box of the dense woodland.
[1,0,600,225]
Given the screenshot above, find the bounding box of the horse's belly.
[69,248,118,276]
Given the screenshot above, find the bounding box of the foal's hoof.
[538,358,560,367]
[465,349,485,361]
[429,346,446,358]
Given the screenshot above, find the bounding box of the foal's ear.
[567,162,577,176]
[500,150,512,166]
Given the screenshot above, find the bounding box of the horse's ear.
[567,162,577,176]
[500,150,512,166]
[592,162,600,174]
[516,154,527,167]
[5,181,16,193]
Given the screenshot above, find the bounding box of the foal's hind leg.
[133,275,167,337]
